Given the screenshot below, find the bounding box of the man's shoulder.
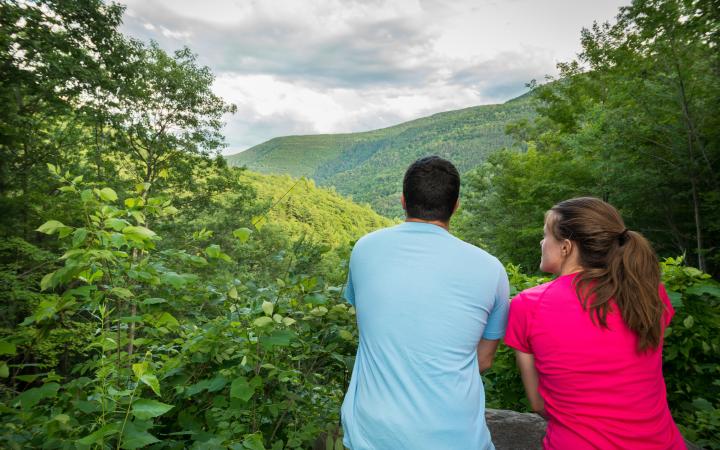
[449,235,505,270]
[354,224,399,247]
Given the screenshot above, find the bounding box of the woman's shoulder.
[513,278,561,304]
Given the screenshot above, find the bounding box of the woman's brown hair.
[547,197,665,352]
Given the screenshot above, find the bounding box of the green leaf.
[665,290,683,308]
[123,226,156,241]
[683,315,695,328]
[233,227,252,243]
[121,421,160,449]
[339,329,353,341]
[105,218,130,231]
[205,244,222,258]
[242,433,266,450]
[262,301,274,316]
[160,271,188,289]
[0,342,17,356]
[156,312,179,329]
[142,297,166,305]
[310,306,328,317]
[685,283,720,298]
[0,361,8,378]
[692,398,714,411]
[140,374,161,396]
[36,220,68,235]
[230,376,254,402]
[282,317,296,326]
[132,362,148,379]
[15,382,60,409]
[132,398,174,420]
[98,187,118,202]
[260,330,295,349]
[205,244,233,262]
[253,316,273,328]
[72,228,88,247]
[111,287,134,299]
[77,423,120,446]
[228,286,238,299]
[304,293,327,305]
[80,189,94,203]
[52,413,70,424]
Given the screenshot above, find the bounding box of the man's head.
[402,156,460,222]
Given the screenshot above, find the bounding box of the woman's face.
[540,216,564,274]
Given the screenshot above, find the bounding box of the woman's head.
[545,197,665,352]
[543,197,629,273]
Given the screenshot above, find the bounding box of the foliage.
[0,170,359,449]
[454,144,598,271]
[661,257,720,448]
[458,0,720,274]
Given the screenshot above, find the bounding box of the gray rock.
[485,409,704,450]
[486,408,546,450]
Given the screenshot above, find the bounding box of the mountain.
[226,92,535,217]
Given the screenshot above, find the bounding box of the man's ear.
[400,194,406,211]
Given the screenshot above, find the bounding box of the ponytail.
[550,198,665,352]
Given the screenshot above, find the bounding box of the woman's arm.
[515,350,548,419]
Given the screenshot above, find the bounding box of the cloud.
[117,0,629,152]
[449,49,556,102]
[120,0,441,88]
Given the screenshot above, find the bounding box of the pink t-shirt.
[505,273,686,450]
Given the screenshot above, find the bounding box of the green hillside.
[226,94,535,216]
[239,170,394,248]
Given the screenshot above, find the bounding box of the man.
[341,156,510,450]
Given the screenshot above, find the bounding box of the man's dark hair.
[402,156,460,222]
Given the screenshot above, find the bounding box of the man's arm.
[515,350,547,419]
[477,339,500,373]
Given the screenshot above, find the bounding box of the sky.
[119,0,630,154]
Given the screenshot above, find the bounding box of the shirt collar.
[397,221,450,234]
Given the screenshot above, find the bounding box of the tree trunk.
[690,176,706,272]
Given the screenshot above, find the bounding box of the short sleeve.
[482,267,510,340]
[343,267,355,306]
[658,284,675,328]
[504,293,533,353]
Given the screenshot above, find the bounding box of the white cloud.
[118,0,630,152]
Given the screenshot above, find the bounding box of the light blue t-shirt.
[341,222,510,450]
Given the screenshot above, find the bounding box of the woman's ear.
[561,239,572,256]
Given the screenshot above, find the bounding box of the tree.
[0,0,130,238]
[463,0,719,274]
[110,41,237,200]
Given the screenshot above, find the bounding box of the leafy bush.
[0,169,356,449]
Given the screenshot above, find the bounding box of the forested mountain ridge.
[226,94,535,216]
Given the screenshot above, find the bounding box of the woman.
[504,197,685,449]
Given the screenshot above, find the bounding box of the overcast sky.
[119,0,629,154]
